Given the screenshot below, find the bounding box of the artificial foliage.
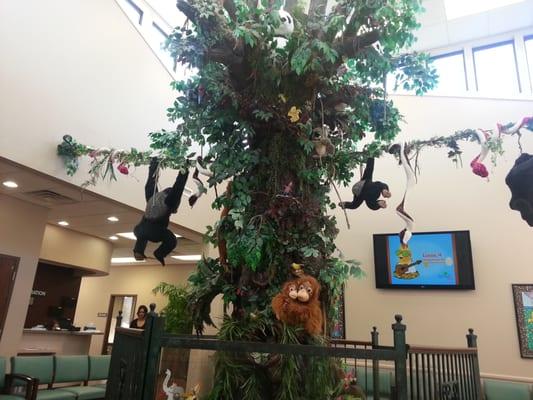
[56,0,532,398]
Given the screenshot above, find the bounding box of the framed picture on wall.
[512,284,533,358]
[330,287,346,339]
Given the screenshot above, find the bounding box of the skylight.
[444,0,524,20]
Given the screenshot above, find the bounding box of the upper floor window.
[444,0,525,20]
[429,51,468,94]
[123,0,143,25]
[525,35,533,93]
[473,41,521,95]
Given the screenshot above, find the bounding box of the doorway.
[102,294,137,355]
[0,254,19,341]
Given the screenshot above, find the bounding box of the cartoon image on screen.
[387,233,458,286]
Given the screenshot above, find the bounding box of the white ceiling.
[0,156,203,266]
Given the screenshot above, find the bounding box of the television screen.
[373,230,475,290]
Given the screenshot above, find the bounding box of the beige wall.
[0,0,219,234]
[40,224,112,275]
[0,195,48,357]
[75,263,196,354]
[336,94,533,381]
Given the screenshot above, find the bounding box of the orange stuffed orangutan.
[271,275,323,335]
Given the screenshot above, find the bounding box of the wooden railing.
[105,306,481,400]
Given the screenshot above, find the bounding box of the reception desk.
[20,329,103,355]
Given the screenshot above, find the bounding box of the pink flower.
[117,163,129,175]
[470,156,488,178]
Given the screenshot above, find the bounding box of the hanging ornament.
[396,142,416,245]
[273,9,294,49]
[312,125,335,158]
[470,129,490,179]
[287,106,301,122]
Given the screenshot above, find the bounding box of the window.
[525,36,533,93]
[151,23,176,71]
[429,51,468,94]
[473,41,521,95]
[444,0,525,20]
[123,0,143,25]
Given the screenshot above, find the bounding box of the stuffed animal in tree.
[271,274,323,335]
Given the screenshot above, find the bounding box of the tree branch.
[335,30,380,59]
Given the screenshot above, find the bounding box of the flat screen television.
[373,230,475,290]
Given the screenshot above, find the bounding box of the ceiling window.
[123,0,143,25]
[444,0,525,20]
[429,51,468,94]
[525,36,533,93]
[473,41,521,95]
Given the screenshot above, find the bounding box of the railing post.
[466,328,482,399]
[466,328,477,348]
[393,315,408,400]
[116,310,123,328]
[142,304,164,400]
[372,327,381,400]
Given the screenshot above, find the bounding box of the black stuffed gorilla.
[133,158,189,265]
[506,153,533,226]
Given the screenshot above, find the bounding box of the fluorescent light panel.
[58,221,69,226]
[111,257,146,264]
[444,0,524,20]
[117,232,182,240]
[172,255,202,261]
[107,216,119,222]
[2,180,18,188]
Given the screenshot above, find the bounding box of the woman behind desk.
[130,305,148,329]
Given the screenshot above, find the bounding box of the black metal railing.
[105,306,482,400]
[407,329,482,400]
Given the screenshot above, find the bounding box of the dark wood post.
[141,304,164,400]
[466,328,482,399]
[392,315,408,400]
[116,310,123,328]
[371,326,381,399]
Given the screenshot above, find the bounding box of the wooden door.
[0,254,19,340]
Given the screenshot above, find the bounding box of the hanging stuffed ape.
[505,153,533,226]
[339,158,391,210]
[133,158,189,265]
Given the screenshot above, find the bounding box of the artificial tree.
[59,0,439,398]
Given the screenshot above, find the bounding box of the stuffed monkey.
[339,158,391,210]
[133,158,189,265]
[271,275,323,335]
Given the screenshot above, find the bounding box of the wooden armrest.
[5,373,39,400]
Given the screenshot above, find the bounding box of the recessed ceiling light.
[117,232,182,240]
[109,235,119,241]
[107,216,119,222]
[117,232,137,240]
[58,221,69,226]
[2,181,18,188]
[111,257,146,264]
[171,255,202,261]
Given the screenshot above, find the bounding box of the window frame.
[472,39,522,93]
[430,50,469,92]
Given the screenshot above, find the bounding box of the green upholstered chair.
[356,366,393,400]
[0,357,37,400]
[10,356,75,400]
[87,356,110,391]
[484,379,531,400]
[54,356,105,400]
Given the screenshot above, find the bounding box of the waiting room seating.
[484,379,531,400]
[0,357,36,400]
[10,355,110,400]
